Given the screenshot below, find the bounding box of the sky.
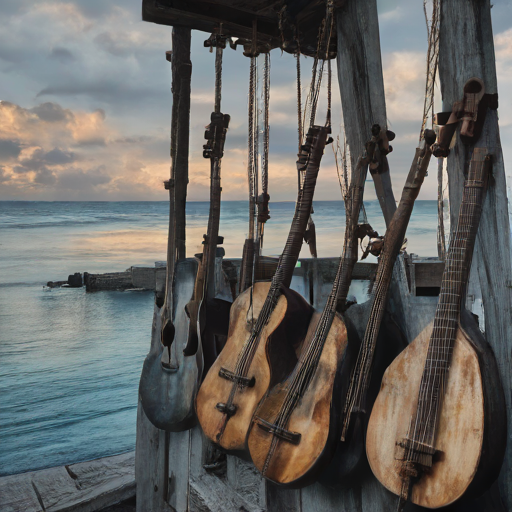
[0,0,511,202]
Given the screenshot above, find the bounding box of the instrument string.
[229,129,326,405]
[263,144,371,473]
[341,141,433,440]
[406,151,489,470]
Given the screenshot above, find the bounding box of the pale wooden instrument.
[320,131,436,487]
[366,148,507,508]
[246,127,388,487]
[196,125,329,453]
[138,37,229,431]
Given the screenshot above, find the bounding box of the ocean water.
[0,200,439,476]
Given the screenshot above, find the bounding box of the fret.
[406,149,492,453]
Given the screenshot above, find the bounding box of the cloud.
[49,46,76,63]
[30,102,71,123]
[34,167,57,185]
[0,139,22,160]
[58,167,111,188]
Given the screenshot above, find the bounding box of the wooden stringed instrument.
[138,178,202,431]
[320,129,436,487]
[138,36,230,431]
[366,147,507,509]
[245,128,385,488]
[196,125,329,454]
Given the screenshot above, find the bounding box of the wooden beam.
[0,453,135,512]
[171,27,192,260]
[439,1,512,508]
[135,307,169,512]
[335,0,397,227]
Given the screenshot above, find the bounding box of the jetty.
[134,0,512,511]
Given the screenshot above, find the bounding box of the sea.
[0,200,439,476]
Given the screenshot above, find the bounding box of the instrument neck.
[410,149,491,448]
[341,137,434,438]
[232,125,329,382]
[432,148,491,340]
[272,125,330,291]
[163,179,176,317]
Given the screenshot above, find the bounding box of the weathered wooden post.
[135,27,194,512]
[438,1,512,507]
[336,0,396,226]
[171,27,192,260]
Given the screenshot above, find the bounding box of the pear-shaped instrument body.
[139,259,202,431]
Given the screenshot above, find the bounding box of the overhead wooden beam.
[335,0,397,227]
[439,1,512,508]
[142,0,337,58]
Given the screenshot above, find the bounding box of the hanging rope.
[257,52,271,247]
[247,54,257,242]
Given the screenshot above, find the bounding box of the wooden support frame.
[335,0,397,227]
[438,1,512,508]
[171,27,192,260]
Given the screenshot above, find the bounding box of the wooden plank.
[226,456,265,510]
[142,0,335,59]
[0,472,42,512]
[335,0,397,227]
[168,431,191,512]
[135,305,170,512]
[412,260,444,289]
[301,483,361,512]
[190,468,264,512]
[171,27,192,260]
[438,1,512,507]
[265,482,301,512]
[0,453,135,512]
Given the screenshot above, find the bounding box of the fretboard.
[341,133,436,439]
[233,125,329,380]
[271,147,371,422]
[410,148,491,448]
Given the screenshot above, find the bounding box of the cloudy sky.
[0,0,511,202]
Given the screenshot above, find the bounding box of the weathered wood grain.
[336,0,396,226]
[367,322,485,508]
[196,282,289,452]
[190,468,264,512]
[135,306,171,512]
[226,456,265,509]
[0,453,135,512]
[171,27,192,260]
[439,1,512,506]
[167,431,191,511]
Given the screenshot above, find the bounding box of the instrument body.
[139,41,229,431]
[197,281,312,453]
[320,133,436,486]
[247,311,347,487]
[245,129,388,487]
[139,258,202,431]
[366,147,506,508]
[319,303,407,487]
[196,125,329,453]
[366,309,506,507]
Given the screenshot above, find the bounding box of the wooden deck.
[0,452,135,512]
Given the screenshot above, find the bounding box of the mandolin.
[245,128,385,488]
[196,125,329,454]
[138,35,230,431]
[320,129,436,487]
[366,148,507,509]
